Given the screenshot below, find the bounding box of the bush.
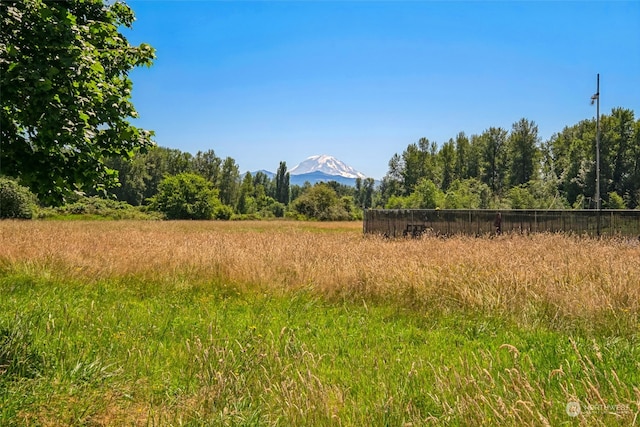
[606,192,626,209]
[0,177,36,219]
[507,185,537,209]
[291,183,353,221]
[214,204,234,220]
[35,196,159,220]
[444,179,489,209]
[411,178,444,209]
[149,173,220,220]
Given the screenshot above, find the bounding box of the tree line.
[102,105,639,221]
[378,109,640,210]
[3,108,638,220]
[102,147,375,220]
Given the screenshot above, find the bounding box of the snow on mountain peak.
[289,155,367,179]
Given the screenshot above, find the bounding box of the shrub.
[0,177,36,219]
[149,173,220,220]
[444,178,489,209]
[411,178,444,209]
[35,196,159,220]
[214,204,234,220]
[606,192,626,209]
[291,183,353,221]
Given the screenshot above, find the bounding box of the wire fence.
[363,209,640,238]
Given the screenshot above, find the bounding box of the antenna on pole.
[591,74,601,235]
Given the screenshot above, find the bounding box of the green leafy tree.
[252,171,272,197]
[549,109,640,209]
[409,178,444,209]
[291,183,351,221]
[192,150,221,185]
[218,157,240,207]
[236,172,255,215]
[163,148,193,176]
[379,154,404,205]
[439,139,456,191]
[443,178,490,209]
[454,132,470,180]
[466,134,485,180]
[506,179,567,210]
[132,146,171,202]
[508,118,540,186]
[606,191,626,209]
[289,182,309,205]
[480,127,509,195]
[274,161,290,205]
[355,177,375,209]
[601,108,636,205]
[150,173,219,220]
[104,151,149,206]
[401,138,439,194]
[549,120,595,206]
[105,145,193,205]
[1,0,155,205]
[506,185,537,209]
[257,195,285,218]
[325,180,355,198]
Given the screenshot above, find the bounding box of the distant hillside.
[290,171,361,187]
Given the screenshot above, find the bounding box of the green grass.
[1,270,638,426]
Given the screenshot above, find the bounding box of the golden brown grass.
[1,219,639,330]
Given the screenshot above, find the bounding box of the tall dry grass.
[1,220,639,331]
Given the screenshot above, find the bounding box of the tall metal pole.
[593,73,601,235]
[595,74,600,211]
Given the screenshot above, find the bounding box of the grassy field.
[1,220,639,426]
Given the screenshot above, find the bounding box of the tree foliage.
[274,161,290,205]
[355,177,375,209]
[218,157,240,207]
[149,173,220,220]
[507,118,540,187]
[291,183,355,221]
[0,0,155,205]
[381,110,640,210]
[549,108,640,209]
[480,127,508,195]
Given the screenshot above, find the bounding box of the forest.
[379,110,640,211]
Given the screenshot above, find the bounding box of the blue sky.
[125,1,640,179]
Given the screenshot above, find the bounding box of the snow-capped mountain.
[289,155,367,179]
